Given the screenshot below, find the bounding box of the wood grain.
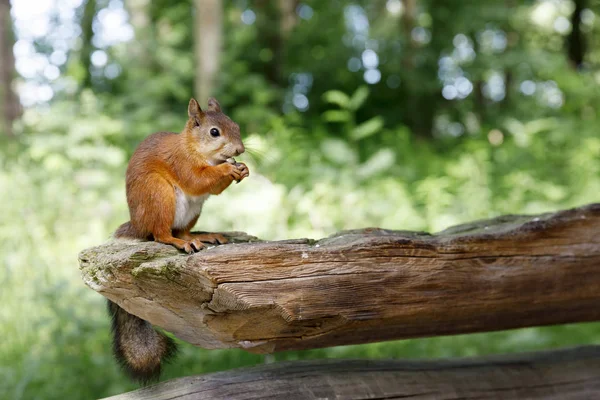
[103,345,600,400]
[79,203,600,353]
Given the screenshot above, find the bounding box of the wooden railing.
[79,203,600,399]
[103,346,600,400]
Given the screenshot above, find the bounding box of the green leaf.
[322,110,351,123]
[349,86,369,111]
[351,116,384,140]
[323,90,350,108]
[357,148,396,179]
[320,138,358,165]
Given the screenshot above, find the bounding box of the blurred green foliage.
[1,0,600,399]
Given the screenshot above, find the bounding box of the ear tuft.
[207,98,222,113]
[188,98,203,119]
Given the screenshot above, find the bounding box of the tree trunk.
[402,0,444,138]
[255,0,288,87]
[0,0,20,137]
[194,0,222,103]
[80,0,96,89]
[401,0,417,44]
[567,0,586,68]
[279,0,299,39]
[124,0,152,66]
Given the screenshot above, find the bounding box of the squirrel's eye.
[210,128,220,137]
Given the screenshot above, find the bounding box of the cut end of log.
[79,204,600,353]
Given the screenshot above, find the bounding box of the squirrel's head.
[184,97,245,165]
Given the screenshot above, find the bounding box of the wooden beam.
[104,346,600,399]
[79,203,600,353]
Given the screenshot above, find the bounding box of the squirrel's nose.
[235,144,245,156]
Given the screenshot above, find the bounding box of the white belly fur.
[173,187,209,229]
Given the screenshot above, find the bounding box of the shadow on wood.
[103,345,600,400]
[79,203,600,353]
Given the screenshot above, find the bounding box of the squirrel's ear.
[207,97,222,113]
[188,98,203,120]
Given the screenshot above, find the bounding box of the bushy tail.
[107,300,178,385]
[114,221,147,239]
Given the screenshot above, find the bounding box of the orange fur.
[115,98,249,254]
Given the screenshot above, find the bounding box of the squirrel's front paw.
[233,162,249,183]
[225,162,249,183]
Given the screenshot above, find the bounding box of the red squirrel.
[109,97,249,384]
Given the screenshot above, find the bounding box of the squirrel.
[108,97,249,384]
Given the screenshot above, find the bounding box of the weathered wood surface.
[105,345,600,400]
[79,203,600,353]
